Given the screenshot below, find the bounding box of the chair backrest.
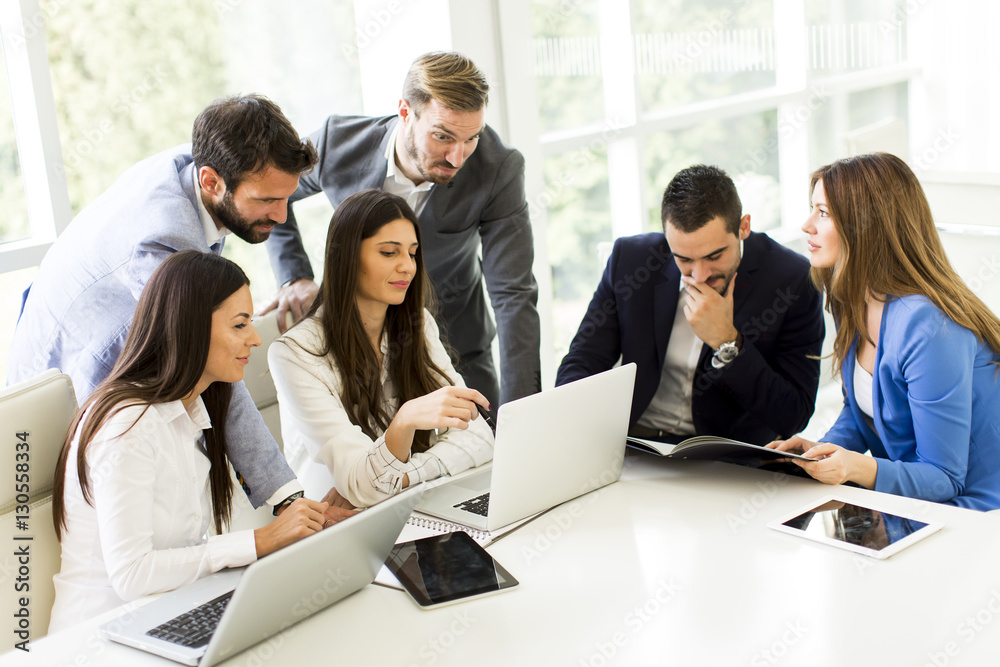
[244,310,288,449]
[224,310,290,534]
[0,369,77,640]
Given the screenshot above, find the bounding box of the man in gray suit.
[8,95,326,515]
[262,52,541,410]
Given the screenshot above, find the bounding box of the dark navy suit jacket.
[556,232,825,445]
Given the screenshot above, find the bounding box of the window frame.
[0,0,71,273]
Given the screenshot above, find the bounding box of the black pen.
[476,403,497,434]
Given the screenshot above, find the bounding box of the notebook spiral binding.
[405,514,491,544]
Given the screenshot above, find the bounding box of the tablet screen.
[385,532,518,607]
[781,499,930,552]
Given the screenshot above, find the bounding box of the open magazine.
[627,435,817,467]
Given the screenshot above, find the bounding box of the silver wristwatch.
[711,339,740,369]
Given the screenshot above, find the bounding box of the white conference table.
[7,452,1000,666]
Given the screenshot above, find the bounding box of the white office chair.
[244,310,288,450]
[0,369,77,638]
[223,310,291,534]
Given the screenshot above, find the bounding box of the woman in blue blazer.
[770,153,1000,511]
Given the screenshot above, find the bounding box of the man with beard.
[8,95,321,513]
[556,165,825,445]
[261,52,541,413]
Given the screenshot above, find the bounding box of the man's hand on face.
[680,273,739,350]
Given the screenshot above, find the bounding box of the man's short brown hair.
[401,52,489,115]
[192,94,317,191]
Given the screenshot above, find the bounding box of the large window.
[0,0,362,380]
[40,0,361,308]
[518,0,915,362]
[0,48,29,246]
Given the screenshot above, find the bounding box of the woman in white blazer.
[269,189,494,507]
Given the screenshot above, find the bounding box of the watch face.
[717,343,739,362]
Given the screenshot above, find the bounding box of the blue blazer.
[823,295,1000,511]
[556,232,825,444]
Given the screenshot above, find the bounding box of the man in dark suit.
[262,52,540,410]
[557,165,824,445]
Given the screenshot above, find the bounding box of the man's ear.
[199,166,225,198]
[398,98,413,125]
[738,214,751,240]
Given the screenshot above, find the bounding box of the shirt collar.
[384,122,434,194]
[152,395,213,438]
[193,169,230,248]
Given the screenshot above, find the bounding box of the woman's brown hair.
[304,189,452,452]
[810,152,1000,376]
[53,251,249,539]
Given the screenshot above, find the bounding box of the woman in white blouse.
[269,189,494,507]
[49,251,332,632]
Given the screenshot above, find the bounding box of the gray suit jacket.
[266,115,541,403]
[8,146,295,508]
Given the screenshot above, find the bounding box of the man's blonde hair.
[402,51,489,115]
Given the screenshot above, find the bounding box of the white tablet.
[768,495,943,560]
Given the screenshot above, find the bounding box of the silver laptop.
[417,364,636,531]
[98,487,423,666]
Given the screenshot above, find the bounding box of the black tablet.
[384,531,519,609]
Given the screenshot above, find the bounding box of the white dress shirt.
[193,169,230,248]
[49,397,257,633]
[382,123,435,217]
[636,281,704,436]
[269,310,495,507]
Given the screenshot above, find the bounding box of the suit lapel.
[731,232,758,322]
[654,260,681,371]
[357,117,400,193]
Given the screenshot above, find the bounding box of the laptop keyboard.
[454,492,490,517]
[146,590,234,649]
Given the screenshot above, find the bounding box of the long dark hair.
[304,189,452,452]
[53,251,250,539]
[810,152,1000,376]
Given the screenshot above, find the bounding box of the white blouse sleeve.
[411,313,495,479]
[87,413,256,602]
[269,331,412,508]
